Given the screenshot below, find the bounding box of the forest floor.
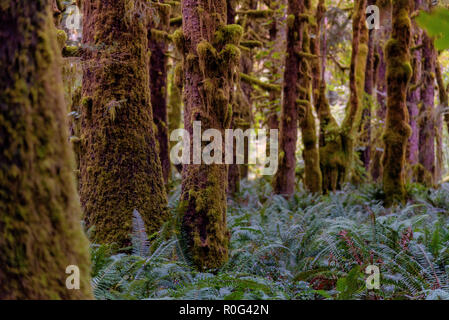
[90,178,449,300]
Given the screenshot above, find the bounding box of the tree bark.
[406,0,422,173]
[227,0,242,195]
[436,62,449,133]
[0,0,92,299]
[80,0,168,246]
[382,0,412,205]
[272,0,305,196]
[313,0,344,193]
[435,61,447,182]
[360,0,376,172]
[175,0,242,269]
[417,30,436,186]
[370,0,391,181]
[149,3,171,183]
[341,0,368,184]
[299,0,322,193]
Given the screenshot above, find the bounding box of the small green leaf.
[416,8,449,50]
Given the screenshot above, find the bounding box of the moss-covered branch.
[170,16,182,26]
[240,72,281,92]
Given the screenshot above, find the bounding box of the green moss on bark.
[0,0,92,299]
[382,0,412,205]
[80,0,168,246]
[298,0,322,193]
[177,0,242,270]
[340,0,369,184]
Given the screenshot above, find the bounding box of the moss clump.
[214,24,243,47]
[150,29,172,42]
[197,40,218,74]
[56,29,67,50]
[62,45,81,57]
[219,44,241,66]
[172,29,186,54]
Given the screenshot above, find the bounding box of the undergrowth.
[90,178,449,300]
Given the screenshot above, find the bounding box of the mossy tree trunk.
[382,0,412,205]
[340,0,368,184]
[265,1,285,185]
[238,0,261,180]
[239,48,253,180]
[417,29,436,186]
[370,0,392,181]
[360,0,377,172]
[168,1,184,175]
[149,2,171,183]
[175,0,242,270]
[313,0,344,193]
[298,0,322,193]
[227,0,243,195]
[266,0,284,146]
[318,0,368,191]
[80,0,168,246]
[0,0,92,299]
[273,0,305,196]
[436,62,449,136]
[435,61,446,183]
[168,60,183,174]
[311,0,325,105]
[406,0,422,174]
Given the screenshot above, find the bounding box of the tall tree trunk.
[318,0,368,191]
[266,0,283,145]
[382,0,412,205]
[149,3,171,183]
[298,0,322,193]
[0,0,92,299]
[417,30,436,186]
[237,0,258,180]
[272,0,305,196]
[227,0,241,195]
[435,108,443,183]
[240,50,253,179]
[311,0,325,105]
[436,61,449,135]
[406,0,422,174]
[340,0,368,184]
[314,0,344,193]
[80,0,168,246]
[436,61,448,181]
[360,0,376,173]
[175,0,242,269]
[370,0,391,181]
